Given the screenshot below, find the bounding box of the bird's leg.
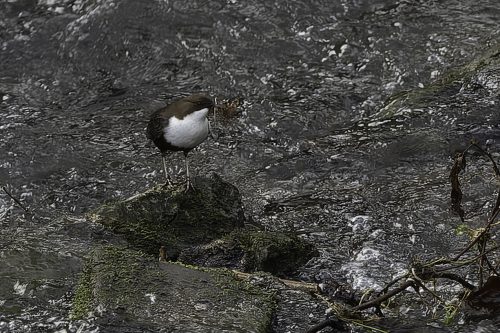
[209,108,218,140]
[162,154,173,186]
[184,151,194,192]
[213,98,217,125]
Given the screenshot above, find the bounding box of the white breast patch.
[163,108,209,149]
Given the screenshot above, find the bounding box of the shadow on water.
[1,0,500,331]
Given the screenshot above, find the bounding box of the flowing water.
[1,0,500,332]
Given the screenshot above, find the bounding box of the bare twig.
[351,280,415,312]
[471,143,500,176]
[484,256,499,276]
[305,318,345,333]
[2,186,29,212]
[436,272,475,290]
[411,278,446,304]
[377,274,409,297]
[436,244,500,272]
[306,142,499,333]
[449,151,467,222]
[231,270,318,293]
[479,236,487,287]
[453,207,500,261]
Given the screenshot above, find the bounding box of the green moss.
[223,230,318,275]
[211,269,276,332]
[0,304,22,316]
[71,245,276,332]
[178,229,318,275]
[70,257,94,319]
[376,45,500,119]
[71,246,156,320]
[89,174,245,256]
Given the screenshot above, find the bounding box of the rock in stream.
[76,173,322,332]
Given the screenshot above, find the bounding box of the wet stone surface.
[1,0,500,332]
[89,173,246,257]
[178,228,318,275]
[72,246,275,333]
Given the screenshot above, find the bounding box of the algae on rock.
[89,174,245,256]
[72,246,275,332]
[179,229,318,276]
[79,174,320,331]
[374,45,500,119]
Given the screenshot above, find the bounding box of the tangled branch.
[307,142,500,332]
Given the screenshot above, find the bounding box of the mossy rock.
[375,45,500,119]
[179,229,318,276]
[72,245,275,332]
[89,173,245,256]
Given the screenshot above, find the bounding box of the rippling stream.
[1,0,500,332]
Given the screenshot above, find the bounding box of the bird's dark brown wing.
[164,95,214,119]
[182,94,214,110]
[146,107,170,141]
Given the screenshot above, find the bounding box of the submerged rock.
[179,229,319,276]
[89,173,245,256]
[72,246,275,332]
[90,173,318,274]
[373,46,500,120]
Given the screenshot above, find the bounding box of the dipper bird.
[146,94,214,191]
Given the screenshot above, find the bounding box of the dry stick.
[305,318,345,333]
[486,257,500,276]
[308,144,497,333]
[479,237,485,288]
[479,238,500,279]
[451,143,500,284]
[414,261,476,290]
[490,193,500,220]
[377,274,409,297]
[2,186,29,212]
[459,144,500,259]
[351,280,415,312]
[450,143,498,227]
[453,206,500,261]
[436,244,500,272]
[435,272,476,290]
[231,270,318,293]
[298,279,416,332]
[472,143,500,176]
[412,278,446,304]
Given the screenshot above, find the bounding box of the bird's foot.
[184,179,196,193]
[162,176,174,188]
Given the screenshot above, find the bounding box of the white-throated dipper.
[146,94,214,191]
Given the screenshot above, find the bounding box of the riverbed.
[1,0,500,332]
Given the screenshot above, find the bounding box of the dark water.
[1,0,500,332]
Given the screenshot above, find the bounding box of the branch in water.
[2,186,29,212]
